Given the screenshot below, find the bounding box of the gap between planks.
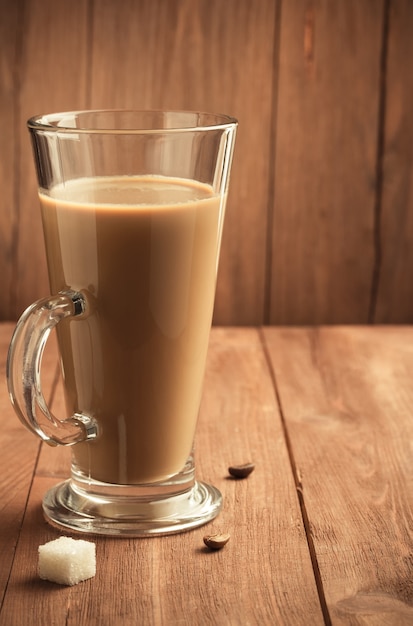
[259,326,332,626]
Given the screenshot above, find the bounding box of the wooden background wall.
[2,0,413,325]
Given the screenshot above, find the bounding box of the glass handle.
[6,290,98,446]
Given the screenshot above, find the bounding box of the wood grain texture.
[263,326,413,625]
[3,324,413,623]
[269,0,384,324]
[0,324,60,605]
[0,324,38,604]
[374,0,413,322]
[88,0,277,324]
[2,0,413,324]
[0,0,276,325]
[0,327,323,625]
[0,0,23,319]
[11,0,90,318]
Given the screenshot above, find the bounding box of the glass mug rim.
[27,109,238,135]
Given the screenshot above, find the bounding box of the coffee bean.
[203,533,230,550]
[228,462,255,478]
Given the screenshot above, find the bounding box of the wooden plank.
[263,326,413,625]
[269,1,384,324]
[374,0,413,322]
[0,0,23,320]
[0,324,39,603]
[12,0,89,319]
[89,0,277,324]
[0,323,60,605]
[1,328,324,624]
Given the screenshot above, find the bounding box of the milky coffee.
[40,175,222,484]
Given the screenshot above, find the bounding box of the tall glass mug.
[7,110,237,536]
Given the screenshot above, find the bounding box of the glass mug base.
[42,475,223,537]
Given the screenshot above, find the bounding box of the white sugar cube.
[38,537,96,586]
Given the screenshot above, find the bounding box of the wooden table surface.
[1,323,413,625]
